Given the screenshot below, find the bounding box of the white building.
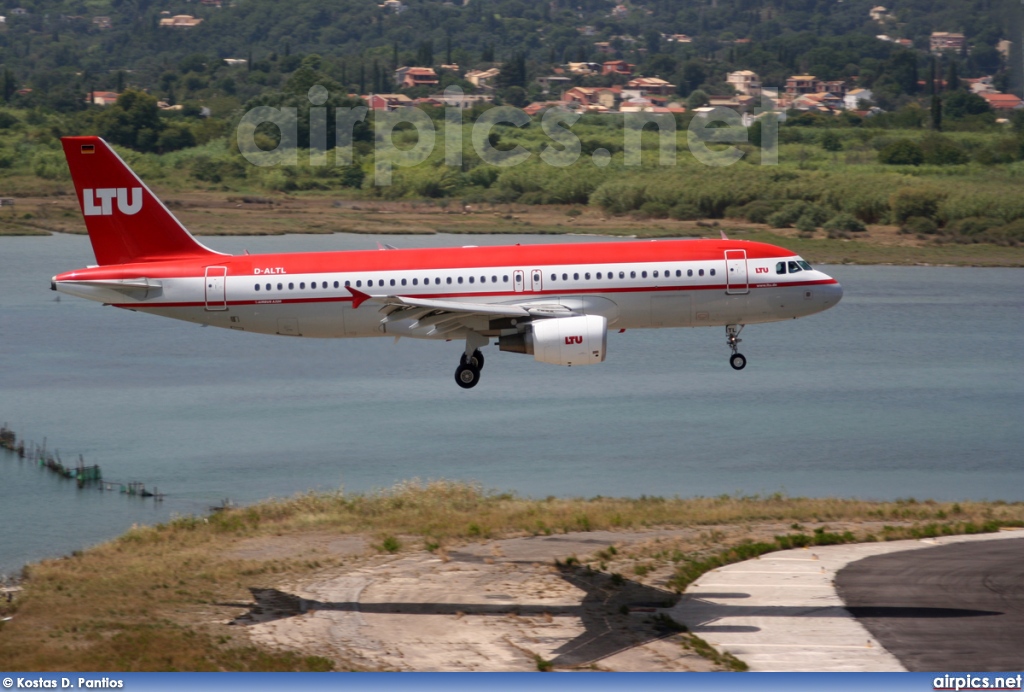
[844,88,874,110]
[726,70,761,97]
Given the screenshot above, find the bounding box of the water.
[1,232,1022,577]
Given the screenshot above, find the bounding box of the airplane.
[52,136,843,389]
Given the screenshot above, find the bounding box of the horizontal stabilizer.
[59,277,162,299]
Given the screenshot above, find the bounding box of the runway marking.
[695,583,834,588]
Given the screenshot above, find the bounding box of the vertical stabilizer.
[61,136,225,265]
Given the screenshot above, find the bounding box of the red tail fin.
[61,136,224,265]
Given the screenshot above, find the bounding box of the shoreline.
[1,192,1022,267]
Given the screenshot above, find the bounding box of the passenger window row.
[547,268,715,281]
[253,266,720,292]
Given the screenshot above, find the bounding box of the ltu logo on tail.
[83,188,143,216]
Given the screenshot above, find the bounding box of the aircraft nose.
[822,278,843,308]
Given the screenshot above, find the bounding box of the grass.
[1,480,1022,671]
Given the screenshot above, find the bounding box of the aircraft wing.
[347,286,576,336]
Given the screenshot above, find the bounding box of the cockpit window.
[788,261,803,274]
[797,260,813,271]
[776,262,787,275]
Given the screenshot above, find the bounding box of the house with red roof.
[394,66,439,89]
[981,93,1024,111]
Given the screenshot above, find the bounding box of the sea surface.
[1,232,1022,578]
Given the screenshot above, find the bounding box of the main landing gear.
[455,350,485,389]
[726,324,746,371]
[455,333,489,389]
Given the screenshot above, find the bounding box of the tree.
[416,41,433,67]
[502,86,528,107]
[96,90,165,153]
[882,50,919,95]
[946,59,960,91]
[931,94,942,131]
[1,69,15,103]
[943,91,990,119]
[686,89,709,110]
[679,61,707,94]
[497,52,527,89]
[158,123,196,152]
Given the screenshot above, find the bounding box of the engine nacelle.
[499,315,607,366]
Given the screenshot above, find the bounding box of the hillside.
[0,0,1018,109]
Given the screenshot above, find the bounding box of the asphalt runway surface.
[836,537,1024,671]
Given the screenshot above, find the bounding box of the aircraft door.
[204,266,228,310]
[531,269,543,292]
[513,270,525,293]
[725,250,749,295]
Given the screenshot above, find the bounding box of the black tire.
[461,350,484,369]
[455,364,481,389]
[730,353,747,371]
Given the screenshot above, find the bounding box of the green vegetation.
[684,634,749,672]
[5,105,1024,248]
[0,0,1020,254]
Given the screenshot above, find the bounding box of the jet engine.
[499,315,607,366]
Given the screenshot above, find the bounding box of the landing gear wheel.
[725,324,746,371]
[455,363,481,389]
[461,349,484,369]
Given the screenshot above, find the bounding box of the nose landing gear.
[726,324,746,371]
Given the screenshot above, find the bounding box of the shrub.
[820,130,843,152]
[669,203,701,220]
[338,165,365,189]
[902,216,938,235]
[731,200,776,224]
[920,133,969,166]
[890,187,944,224]
[638,201,671,219]
[945,217,1000,236]
[823,213,867,234]
[768,201,808,228]
[879,139,925,166]
[988,219,1024,243]
[794,213,819,233]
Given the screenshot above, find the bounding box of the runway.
[836,537,1024,671]
[671,530,1024,672]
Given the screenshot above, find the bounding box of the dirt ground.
[212,522,889,671]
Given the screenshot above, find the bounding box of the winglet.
[347,286,371,309]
